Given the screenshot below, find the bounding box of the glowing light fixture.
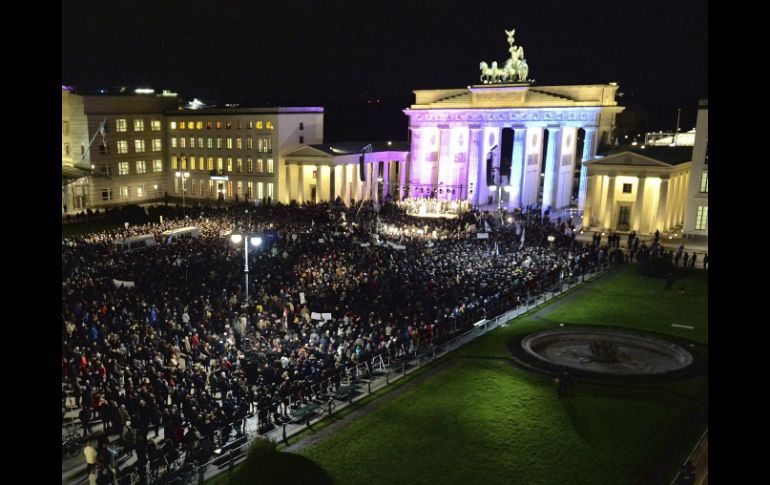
[250,236,262,247]
[134,88,155,94]
[230,234,243,244]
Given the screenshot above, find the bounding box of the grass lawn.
[294,267,708,485]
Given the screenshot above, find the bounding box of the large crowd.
[62,199,608,484]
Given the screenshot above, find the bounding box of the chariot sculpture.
[479,28,530,84]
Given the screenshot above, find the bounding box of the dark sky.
[62,0,707,143]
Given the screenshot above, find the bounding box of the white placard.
[299,292,306,304]
[311,312,322,320]
[477,233,489,239]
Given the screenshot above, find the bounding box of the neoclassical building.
[403,30,623,213]
[581,147,692,234]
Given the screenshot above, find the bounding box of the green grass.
[294,267,708,485]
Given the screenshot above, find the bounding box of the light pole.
[230,231,262,307]
[175,171,190,218]
[487,146,506,225]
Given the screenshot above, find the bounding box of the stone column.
[594,175,606,227]
[437,127,451,194]
[602,175,616,230]
[578,127,597,210]
[509,128,526,209]
[631,177,647,232]
[400,156,408,200]
[466,128,482,206]
[328,165,335,203]
[382,160,390,198]
[656,178,669,231]
[339,164,347,205]
[582,175,595,229]
[667,175,679,230]
[542,127,562,214]
[297,163,304,203]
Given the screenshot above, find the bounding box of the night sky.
[62,0,707,143]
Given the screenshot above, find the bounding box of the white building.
[282,142,409,204]
[165,107,323,204]
[682,99,708,242]
[61,87,92,211]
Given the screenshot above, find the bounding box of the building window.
[99,164,110,176]
[247,137,253,149]
[267,159,274,174]
[118,162,129,175]
[188,121,194,129]
[237,181,243,196]
[236,137,243,149]
[179,121,186,129]
[190,137,195,148]
[135,139,146,153]
[117,141,128,154]
[299,122,304,130]
[153,160,163,172]
[151,120,161,131]
[226,121,232,129]
[700,172,708,193]
[136,186,145,198]
[62,121,70,136]
[237,121,242,129]
[120,186,129,198]
[207,138,213,149]
[190,157,196,171]
[152,139,162,152]
[256,121,263,130]
[257,182,264,199]
[171,137,178,148]
[116,119,127,132]
[227,157,233,172]
[267,182,274,199]
[170,121,177,130]
[181,156,187,170]
[217,137,223,149]
[206,121,212,129]
[98,143,110,155]
[237,158,243,173]
[198,137,204,148]
[695,206,708,230]
[257,159,263,173]
[101,188,113,201]
[300,136,304,144]
[171,156,178,170]
[180,138,186,148]
[64,144,71,156]
[247,181,253,198]
[247,158,253,173]
[198,156,204,171]
[134,119,144,132]
[247,121,253,129]
[227,137,233,149]
[217,157,223,172]
[266,121,274,130]
[622,183,632,193]
[136,160,146,174]
[174,178,179,194]
[196,121,203,130]
[207,157,214,171]
[216,121,222,129]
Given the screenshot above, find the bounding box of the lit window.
[206,121,212,129]
[226,121,232,129]
[227,138,233,149]
[136,160,146,174]
[190,137,195,148]
[247,181,253,198]
[257,182,264,199]
[217,157,223,171]
[116,119,127,132]
[171,156,178,170]
[217,137,223,149]
[181,156,187,170]
[198,137,203,147]
[237,158,243,173]
[134,119,144,132]
[190,157,196,171]
[181,121,188,129]
[267,182,274,198]
[153,160,163,172]
[236,137,242,149]
[216,121,222,129]
[188,121,194,129]
[152,139,162,152]
[135,139,146,153]
[151,120,161,131]
[266,121,274,130]
[199,156,204,171]
[695,206,708,230]
[247,137,253,149]
[171,137,178,148]
[170,121,177,130]
[117,141,128,154]
[180,138,186,148]
[257,159,263,173]
[136,186,145,198]
[227,157,233,172]
[247,121,253,129]
[622,183,632,193]
[256,121,263,130]
[196,121,203,130]
[247,157,253,173]
[700,172,708,193]
[267,159,274,174]
[120,186,129,198]
[207,157,214,171]
[207,137,213,149]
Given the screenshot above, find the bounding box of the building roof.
[166,106,323,115]
[305,141,409,155]
[596,145,693,166]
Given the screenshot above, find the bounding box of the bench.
[291,403,321,424]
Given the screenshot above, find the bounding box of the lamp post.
[175,171,190,218]
[230,231,263,307]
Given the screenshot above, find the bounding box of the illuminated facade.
[282,142,409,205]
[404,83,624,212]
[581,149,692,234]
[61,88,92,211]
[682,100,708,241]
[165,107,323,203]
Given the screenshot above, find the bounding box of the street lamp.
[175,171,190,218]
[230,230,263,307]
